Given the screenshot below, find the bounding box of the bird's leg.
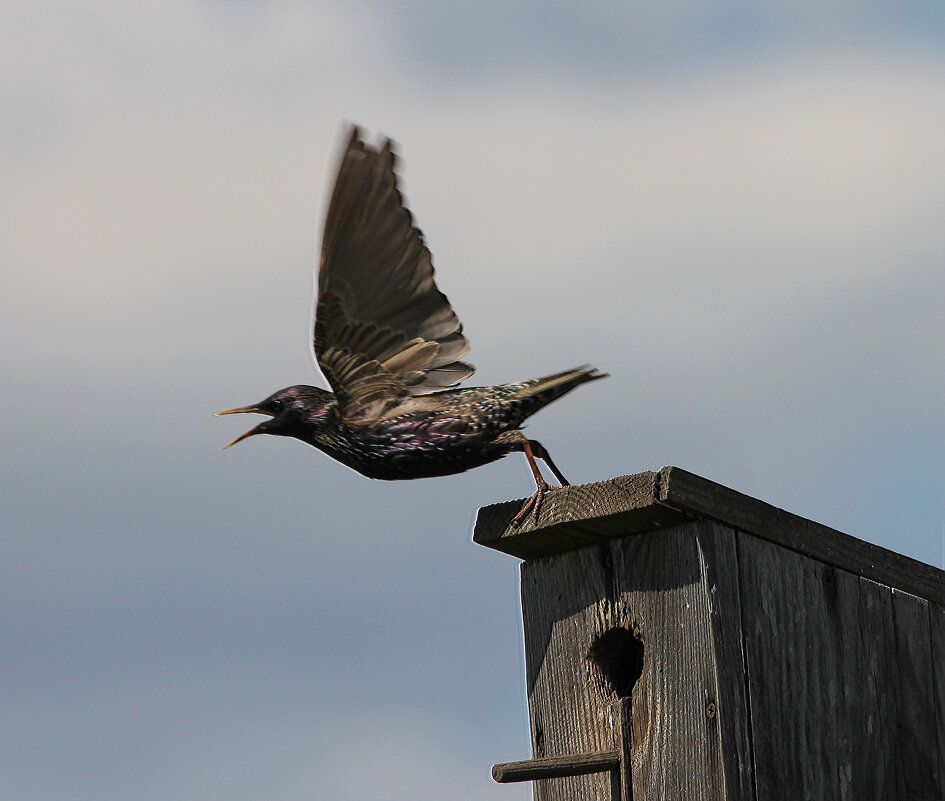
[528,440,570,487]
[512,435,561,524]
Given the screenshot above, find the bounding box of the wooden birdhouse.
[474,467,945,801]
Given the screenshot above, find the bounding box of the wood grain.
[477,468,945,799]
[475,471,690,558]
[475,466,945,606]
[521,521,730,801]
[738,534,842,800]
[696,523,756,801]
[492,750,620,782]
[930,603,945,799]
[520,537,621,801]
[739,535,943,800]
[659,466,945,607]
[889,588,939,798]
[835,571,896,800]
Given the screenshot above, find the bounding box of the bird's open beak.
[216,405,271,449]
[217,405,261,417]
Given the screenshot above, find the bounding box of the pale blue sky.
[2,1,944,799]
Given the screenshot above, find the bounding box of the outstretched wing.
[313,126,474,422]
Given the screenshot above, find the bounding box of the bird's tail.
[511,365,608,420]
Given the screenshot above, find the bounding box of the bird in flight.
[219,125,606,520]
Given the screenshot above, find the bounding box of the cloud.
[3,3,945,800]
[4,0,943,589]
[6,31,944,405]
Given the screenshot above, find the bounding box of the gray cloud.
[3,1,945,799]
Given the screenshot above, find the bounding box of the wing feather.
[313,126,474,421]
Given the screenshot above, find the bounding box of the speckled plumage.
[220,126,606,501]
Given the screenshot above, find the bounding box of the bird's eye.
[270,399,283,412]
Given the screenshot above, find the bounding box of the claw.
[512,478,564,526]
[511,431,568,526]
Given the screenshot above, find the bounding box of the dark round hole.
[587,627,644,699]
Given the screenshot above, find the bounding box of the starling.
[220,125,606,519]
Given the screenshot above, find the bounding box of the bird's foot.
[512,480,563,526]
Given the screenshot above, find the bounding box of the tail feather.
[513,364,608,418]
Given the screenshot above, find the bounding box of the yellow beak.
[216,405,268,449]
[216,406,259,417]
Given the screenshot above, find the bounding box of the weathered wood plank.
[738,534,841,800]
[609,522,726,801]
[835,572,897,800]
[659,466,945,607]
[696,523,756,801]
[889,588,939,798]
[520,535,619,801]
[475,471,691,558]
[475,467,945,605]
[521,521,729,801]
[492,750,620,782]
[930,603,945,800]
[740,536,942,800]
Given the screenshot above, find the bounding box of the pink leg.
[512,434,564,524]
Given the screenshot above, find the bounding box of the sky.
[2,1,945,799]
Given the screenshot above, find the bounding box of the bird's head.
[218,385,334,448]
